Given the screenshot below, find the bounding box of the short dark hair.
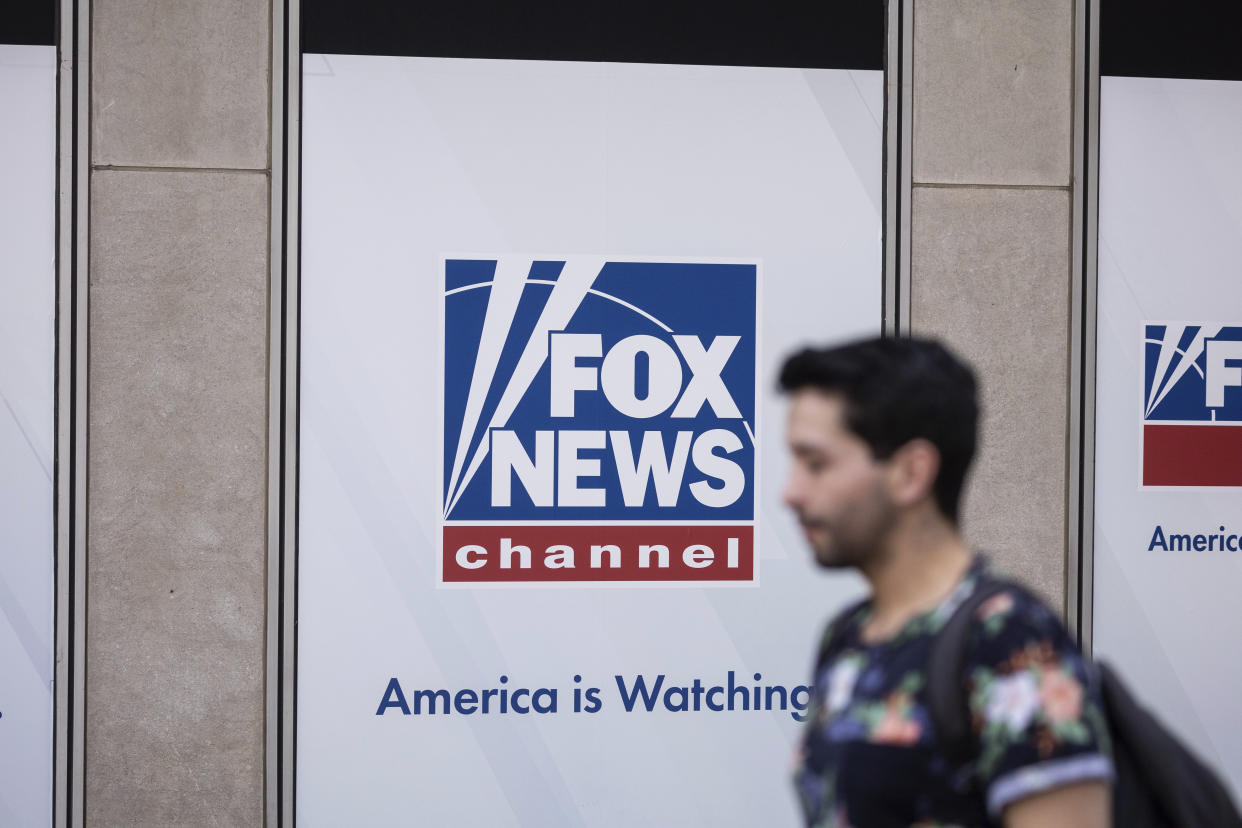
[778,336,978,523]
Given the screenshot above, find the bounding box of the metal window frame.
[54,0,89,824]
[1067,0,1101,650]
[267,0,299,824]
[885,0,914,337]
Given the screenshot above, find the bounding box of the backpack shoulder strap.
[926,578,1017,767]
[814,597,870,675]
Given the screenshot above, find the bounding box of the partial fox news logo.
[439,256,758,585]
[1142,323,1242,486]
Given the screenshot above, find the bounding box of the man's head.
[779,336,978,568]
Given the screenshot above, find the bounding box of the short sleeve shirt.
[792,559,1113,827]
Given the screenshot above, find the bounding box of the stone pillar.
[908,0,1075,606]
[86,1,271,824]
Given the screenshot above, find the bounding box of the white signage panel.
[1094,74,1242,801]
[0,42,56,828]
[299,55,881,825]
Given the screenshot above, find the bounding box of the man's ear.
[886,438,941,508]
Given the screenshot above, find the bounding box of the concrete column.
[908,0,1075,606]
[86,1,271,824]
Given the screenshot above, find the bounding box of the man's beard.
[808,484,896,571]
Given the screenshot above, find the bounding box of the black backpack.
[817,580,1242,827]
[928,579,1242,827]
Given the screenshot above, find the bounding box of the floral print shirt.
[793,559,1113,827]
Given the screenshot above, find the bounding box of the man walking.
[781,336,1111,827]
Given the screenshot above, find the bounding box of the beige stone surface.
[92,0,270,169]
[913,0,1073,186]
[87,170,268,827]
[911,186,1070,609]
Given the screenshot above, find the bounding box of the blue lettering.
[705,686,724,711]
[412,688,450,714]
[582,687,602,713]
[663,685,689,712]
[764,684,788,711]
[727,670,749,711]
[790,685,811,721]
[376,677,410,715]
[615,674,664,711]
[533,688,557,713]
[454,689,478,714]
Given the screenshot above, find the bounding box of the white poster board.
[1094,74,1242,801]
[0,42,56,828]
[298,55,882,824]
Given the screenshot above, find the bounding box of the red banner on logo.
[442,525,755,583]
[1144,424,1242,486]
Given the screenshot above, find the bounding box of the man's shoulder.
[814,595,872,667]
[962,574,1066,639]
[954,571,1088,688]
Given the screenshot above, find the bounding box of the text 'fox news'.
[440,257,759,584]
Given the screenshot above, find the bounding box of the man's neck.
[858,509,973,642]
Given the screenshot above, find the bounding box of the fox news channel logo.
[1142,323,1242,486]
[439,256,758,585]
